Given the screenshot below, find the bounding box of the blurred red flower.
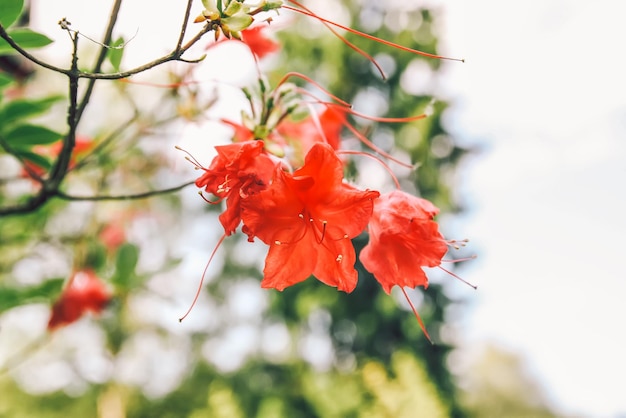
[48,270,111,330]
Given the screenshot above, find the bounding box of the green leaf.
[0,0,24,28]
[0,278,65,312]
[112,243,139,287]
[107,36,125,72]
[0,96,63,130]
[4,124,63,148]
[14,149,52,171]
[0,73,14,89]
[0,28,53,55]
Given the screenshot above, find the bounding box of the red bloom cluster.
[192,139,450,296]
[183,1,470,334]
[48,270,111,330]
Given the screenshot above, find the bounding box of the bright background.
[436,1,626,416]
[28,1,626,416]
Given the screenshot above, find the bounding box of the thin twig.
[75,0,124,121]
[0,24,70,75]
[56,180,195,201]
[176,0,196,52]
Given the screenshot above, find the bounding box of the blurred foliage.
[459,345,559,418]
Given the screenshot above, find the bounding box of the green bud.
[222,12,253,33]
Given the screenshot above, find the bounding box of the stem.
[47,33,79,186]
[56,181,195,201]
[0,24,71,75]
[77,24,213,80]
[176,0,196,51]
[75,0,124,122]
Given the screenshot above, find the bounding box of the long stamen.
[447,238,470,250]
[284,1,387,79]
[336,150,400,189]
[175,145,205,169]
[179,233,227,322]
[400,287,432,343]
[274,213,308,245]
[315,220,328,244]
[325,102,427,124]
[284,2,464,63]
[277,72,352,107]
[442,255,477,263]
[341,117,414,169]
[438,265,477,289]
[198,191,223,204]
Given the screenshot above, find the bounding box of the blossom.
[222,106,346,166]
[276,107,345,160]
[47,270,111,330]
[360,190,448,294]
[241,143,379,292]
[240,26,279,59]
[21,135,93,179]
[195,140,276,235]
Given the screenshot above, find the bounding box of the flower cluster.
[181,1,471,337]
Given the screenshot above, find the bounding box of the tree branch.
[75,0,124,121]
[0,24,70,75]
[56,181,195,201]
[176,0,196,52]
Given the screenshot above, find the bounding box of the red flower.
[48,270,111,330]
[222,106,346,166]
[195,140,276,235]
[276,107,345,159]
[99,220,128,253]
[241,143,379,292]
[21,136,93,179]
[360,190,448,294]
[240,26,279,59]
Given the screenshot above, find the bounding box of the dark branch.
[75,0,124,121]
[56,181,195,201]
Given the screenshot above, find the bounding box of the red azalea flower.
[47,270,111,330]
[220,118,255,142]
[277,107,345,156]
[240,26,279,59]
[241,143,379,292]
[360,190,448,294]
[21,136,93,179]
[195,140,276,235]
[99,221,127,252]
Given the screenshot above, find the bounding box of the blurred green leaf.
[0,96,63,130]
[0,28,53,55]
[0,73,13,89]
[112,243,139,287]
[0,278,64,311]
[14,149,52,170]
[4,124,62,148]
[0,0,24,28]
[107,36,125,71]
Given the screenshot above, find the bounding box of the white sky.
[437,1,626,416]
[28,1,626,416]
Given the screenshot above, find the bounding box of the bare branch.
[0,24,70,75]
[75,0,124,121]
[176,0,196,52]
[56,181,195,201]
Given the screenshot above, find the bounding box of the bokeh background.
[1,0,625,417]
